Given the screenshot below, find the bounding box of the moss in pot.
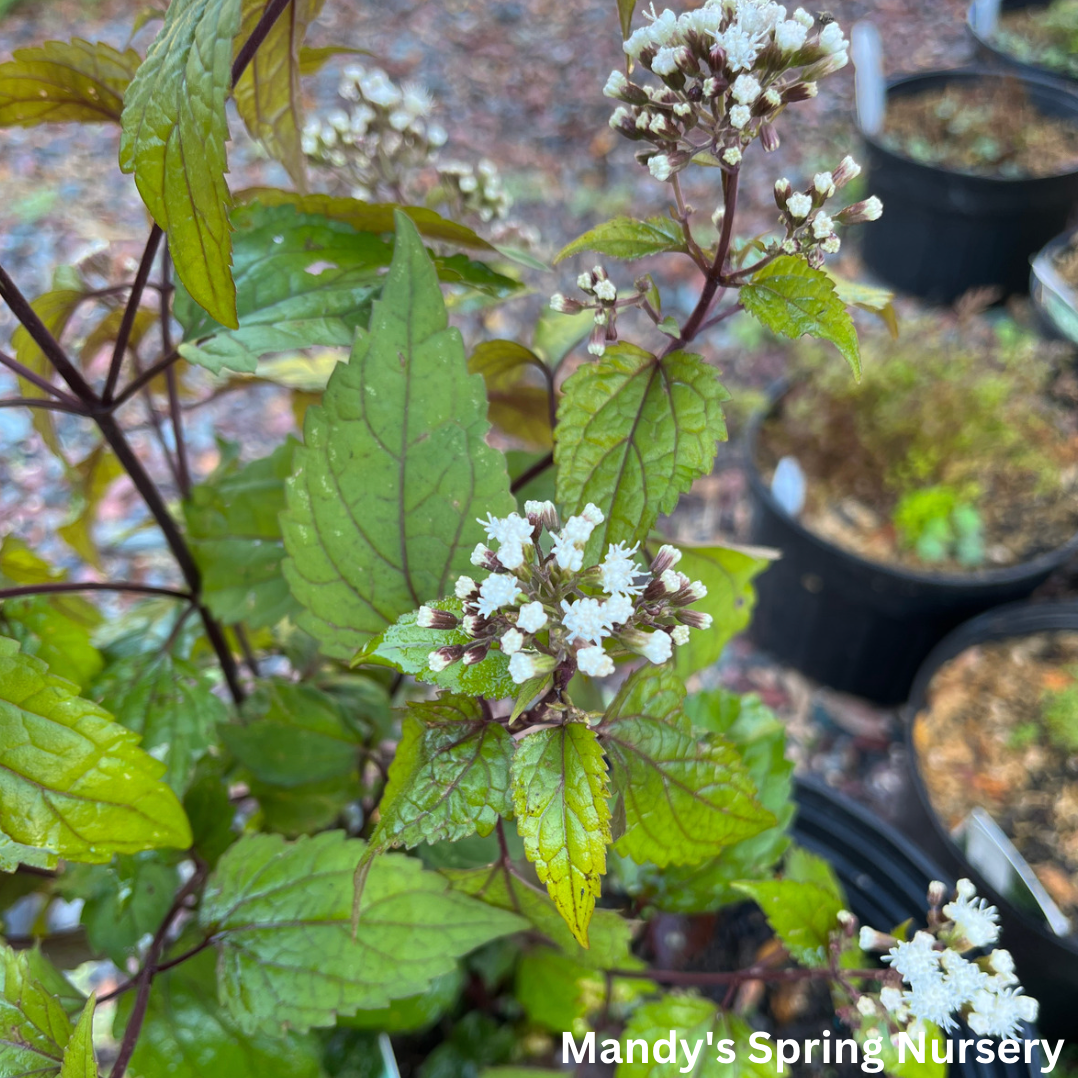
[990,0,1078,82]
[755,314,1078,575]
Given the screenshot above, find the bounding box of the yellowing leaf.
[57,444,124,570]
[232,0,325,190]
[0,637,192,864]
[555,345,728,560]
[0,39,140,126]
[282,211,514,660]
[511,723,610,947]
[120,0,243,328]
[469,339,554,449]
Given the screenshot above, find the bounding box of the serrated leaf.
[671,542,773,678]
[0,637,192,863]
[444,863,637,970]
[174,202,390,373]
[220,678,360,787]
[469,339,553,449]
[740,255,861,378]
[235,187,496,251]
[373,698,513,850]
[600,667,774,868]
[184,439,300,627]
[233,0,324,190]
[339,968,463,1033]
[360,600,517,698]
[199,830,525,1034]
[90,651,226,793]
[555,216,685,263]
[282,211,514,660]
[0,944,72,1078]
[0,39,140,126]
[116,948,323,1078]
[119,0,242,327]
[511,723,610,948]
[516,948,602,1035]
[58,996,95,1078]
[826,270,898,339]
[732,847,845,967]
[617,995,771,1077]
[555,345,728,560]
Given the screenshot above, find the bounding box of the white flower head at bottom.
[509,651,539,684]
[517,601,548,633]
[642,630,673,664]
[577,644,615,678]
[966,987,1038,1040]
[476,574,522,617]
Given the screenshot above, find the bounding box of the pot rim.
[903,599,1078,956]
[744,383,1078,588]
[860,64,1078,185]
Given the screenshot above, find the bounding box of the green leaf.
[469,339,553,449]
[444,863,637,970]
[184,439,300,627]
[220,678,361,787]
[739,255,861,378]
[119,0,243,328]
[251,772,359,838]
[58,853,178,965]
[511,723,610,948]
[232,0,324,190]
[671,542,773,678]
[372,697,514,849]
[555,216,685,263]
[298,44,371,76]
[0,944,72,1078]
[90,652,226,793]
[617,0,637,38]
[616,994,771,1077]
[23,949,84,1019]
[0,833,57,874]
[56,444,125,571]
[600,667,774,868]
[826,270,898,339]
[174,202,390,373]
[116,949,324,1078]
[0,637,192,863]
[516,948,602,1035]
[732,847,845,967]
[531,306,594,369]
[339,968,463,1033]
[235,187,497,251]
[555,345,728,559]
[0,39,140,126]
[282,211,514,660]
[199,830,525,1034]
[58,996,96,1078]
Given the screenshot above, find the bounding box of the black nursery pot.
[967,0,1078,84]
[745,404,1078,705]
[1030,228,1078,345]
[860,67,1078,303]
[903,602,1078,1043]
[792,780,1039,1075]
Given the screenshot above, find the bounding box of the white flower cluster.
[772,157,882,265]
[435,160,512,224]
[856,879,1038,1040]
[607,0,850,182]
[301,64,447,201]
[550,266,646,357]
[420,502,713,684]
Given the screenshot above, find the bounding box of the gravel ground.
[0,0,1060,829]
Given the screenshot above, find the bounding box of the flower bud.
[782,81,817,103]
[858,926,897,952]
[708,43,727,70]
[508,650,557,684]
[428,645,464,672]
[836,195,883,224]
[760,122,780,152]
[650,544,682,575]
[774,177,793,209]
[455,575,477,600]
[416,605,459,630]
[676,609,713,630]
[604,69,648,105]
[722,146,742,166]
[832,154,862,188]
[813,171,836,199]
[462,641,491,665]
[550,293,583,314]
[927,880,948,908]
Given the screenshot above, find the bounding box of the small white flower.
[594,278,618,302]
[835,153,862,183]
[775,17,808,51]
[967,987,1038,1039]
[859,926,894,952]
[903,977,959,1033]
[719,27,762,71]
[944,882,1000,948]
[654,544,681,569]
[883,932,941,987]
[603,592,635,626]
[600,542,645,595]
[940,949,988,1007]
[860,195,883,221]
[793,7,815,27]
[428,650,452,673]
[879,987,907,1017]
[462,614,483,636]
[642,630,673,664]
[813,171,835,197]
[604,69,630,98]
[786,192,812,218]
[524,500,556,521]
[552,533,586,570]
[821,235,841,254]
[674,101,693,116]
[401,81,433,117]
[651,46,682,76]
[649,154,674,181]
[501,628,524,655]
[517,601,548,633]
[671,624,691,645]
[729,104,751,129]
[818,21,847,54]
[580,503,605,527]
[730,74,762,104]
[550,293,570,312]
[856,996,877,1017]
[577,644,615,678]
[454,575,476,599]
[577,271,595,291]
[722,147,742,166]
[661,569,683,594]
[427,123,448,147]
[561,597,612,646]
[988,949,1016,983]
[416,606,437,628]
[477,574,522,617]
[763,87,782,109]
[470,543,492,567]
[683,579,707,601]
[509,651,538,683]
[811,211,834,239]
